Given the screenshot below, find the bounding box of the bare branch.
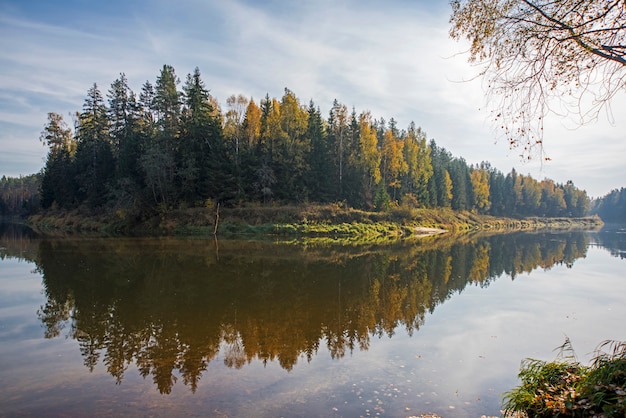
[449,0,626,158]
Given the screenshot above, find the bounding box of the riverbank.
[26,203,603,239]
[503,339,626,417]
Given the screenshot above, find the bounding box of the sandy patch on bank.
[414,227,447,236]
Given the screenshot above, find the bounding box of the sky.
[0,0,624,198]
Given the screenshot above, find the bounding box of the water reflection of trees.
[0,223,39,260]
[590,226,626,259]
[1,229,589,394]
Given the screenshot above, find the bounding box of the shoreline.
[23,204,604,240]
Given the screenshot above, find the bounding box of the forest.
[591,188,626,223]
[4,65,591,219]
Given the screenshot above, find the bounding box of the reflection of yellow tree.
[402,276,432,336]
[24,231,591,393]
[442,255,453,284]
[377,272,407,337]
[469,243,490,283]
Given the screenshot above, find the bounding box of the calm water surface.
[1,224,625,417]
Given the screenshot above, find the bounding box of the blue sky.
[1,0,624,197]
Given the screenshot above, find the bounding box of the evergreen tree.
[449,158,472,211]
[428,141,452,208]
[39,113,76,209]
[0,174,41,216]
[108,74,145,202]
[593,188,626,222]
[179,67,230,204]
[139,81,156,126]
[306,101,332,202]
[74,83,114,207]
[107,73,131,155]
[154,65,182,136]
[142,65,181,207]
[402,123,432,207]
[374,180,391,211]
[41,148,76,209]
[32,63,596,218]
[563,180,589,217]
[504,169,522,216]
[342,108,363,207]
[328,99,349,200]
[488,167,506,216]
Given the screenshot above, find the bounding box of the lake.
[1,224,625,417]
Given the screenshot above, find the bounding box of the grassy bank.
[503,339,626,417]
[27,203,603,238]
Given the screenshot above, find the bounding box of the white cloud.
[0,0,623,197]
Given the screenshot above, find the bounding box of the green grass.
[27,203,604,238]
[503,339,626,417]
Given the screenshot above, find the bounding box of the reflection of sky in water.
[0,261,44,341]
[1,238,625,417]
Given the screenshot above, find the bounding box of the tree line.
[591,188,626,223]
[0,174,41,217]
[33,64,589,217]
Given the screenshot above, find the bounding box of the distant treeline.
[592,188,626,222]
[0,174,40,217]
[21,65,590,217]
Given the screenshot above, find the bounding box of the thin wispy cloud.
[0,0,623,197]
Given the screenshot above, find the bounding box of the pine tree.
[328,99,349,200]
[488,167,506,216]
[449,158,472,211]
[39,113,76,209]
[428,141,452,208]
[142,65,181,207]
[74,83,114,207]
[402,123,432,207]
[179,67,230,204]
[306,101,332,202]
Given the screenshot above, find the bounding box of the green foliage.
[374,182,391,212]
[503,339,626,418]
[505,359,586,417]
[73,83,115,207]
[35,64,591,221]
[0,174,41,216]
[581,341,626,417]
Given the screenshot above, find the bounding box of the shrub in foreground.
[503,339,626,417]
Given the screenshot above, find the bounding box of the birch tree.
[450,0,626,157]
